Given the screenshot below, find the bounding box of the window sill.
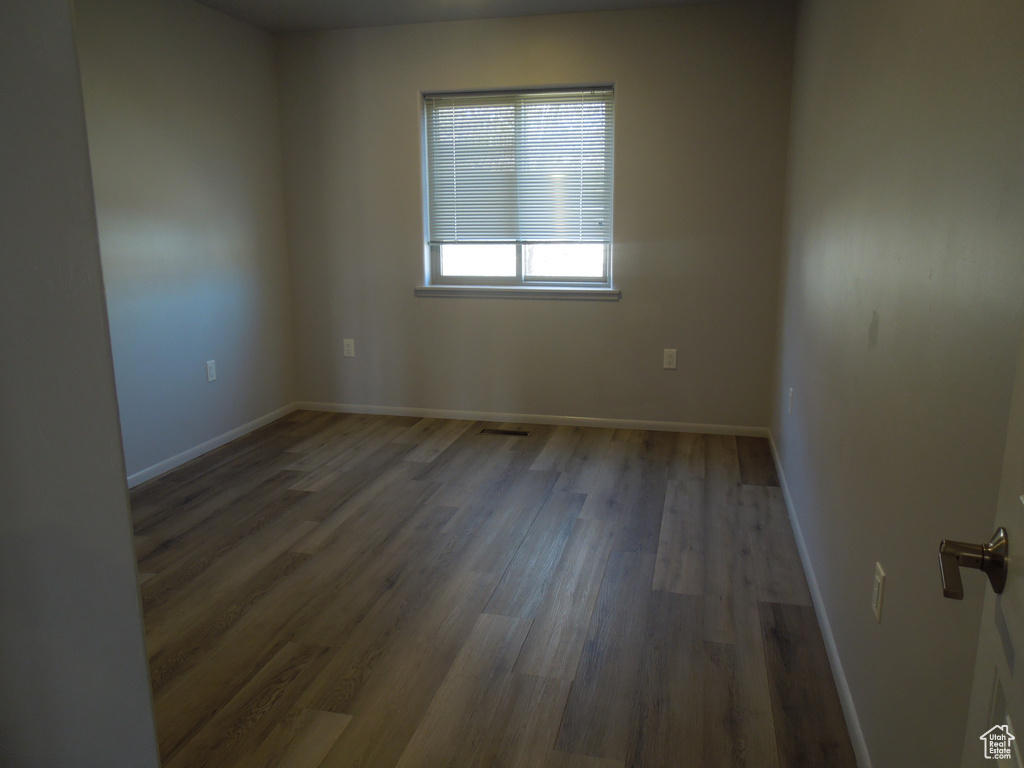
[414,285,621,301]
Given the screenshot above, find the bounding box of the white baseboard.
[295,401,770,438]
[768,432,873,768]
[126,403,299,488]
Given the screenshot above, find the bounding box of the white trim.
[296,401,768,437]
[126,403,299,488]
[768,432,873,768]
[414,285,621,301]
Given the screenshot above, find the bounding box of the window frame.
[428,241,612,288]
[418,86,619,299]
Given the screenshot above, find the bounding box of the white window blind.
[424,87,615,247]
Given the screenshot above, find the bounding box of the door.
[962,323,1024,767]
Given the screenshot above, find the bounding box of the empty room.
[2,0,1023,766]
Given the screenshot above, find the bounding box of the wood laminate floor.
[130,411,856,768]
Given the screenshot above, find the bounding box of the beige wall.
[0,0,159,763]
[76,0,296,481]
[774,0,1024,764]
[276,1,795,429]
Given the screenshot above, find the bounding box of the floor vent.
[480,428,531,437]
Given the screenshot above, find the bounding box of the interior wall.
[276,1,796,429]
[0,0,159,764]
[773,1,1024,765]
[75,0,296,482]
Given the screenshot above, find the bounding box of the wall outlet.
[788,387,794,414]
[206,360,216,382]
[872,562,885,623]
[343,339,355,358]
[662,348,677,370]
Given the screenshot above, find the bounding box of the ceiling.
[191,0,722,33]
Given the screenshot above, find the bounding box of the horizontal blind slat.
[425,87,614,244]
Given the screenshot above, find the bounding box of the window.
[421,87,616,297]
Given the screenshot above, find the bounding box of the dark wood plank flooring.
[129,411,856,768]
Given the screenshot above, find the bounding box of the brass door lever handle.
[938,527,1008,600]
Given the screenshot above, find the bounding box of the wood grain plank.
[456,469,559,576]
[150,563,317,756]
[705,434,741,486]
[289,459,434,556]
[289,507,470,714]
[514,518,616,680]
[531,425,586,471]
[700,442,780,767]
[760,602,858,768]
[393,613,531,768]
[278,410,340,441]
[284,413,398,467]
[409,421,495,484]
[263,709,351,768]
[132,432,304,536]
[134,532,158,560]
[310,569,500,768]
[546,752,624,768]
[741,485,812,606]
[577,430,670,554]
[148,477,409,743]
[701,641,746,768]
[670,431,706,482]
[551,427,615,495]
[392,416,446,446]
[612,431,671,554]
[702,434,755,644]
[735,436,780,487]
[287,484,448,648]
[399,417,474,462]
[732,609,781,768]
[578,429,645,521]
[554,551,657,760]
[137,469,306,580]
[485,491,585,618]
[224,706,351,768]
[490,675,573,768]
[143,516,317,662]
[163,641,332,768]
[291,434,413,494]
[146,550,314,693]
[626,591,703,768]
[424,430,524,509]
[653,478,704,595]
